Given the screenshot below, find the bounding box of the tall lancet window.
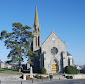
[38,36,40,46]
[35,36,37,46]
[60,52,64,72]
[68,59,70,66]
[36,29,37,33]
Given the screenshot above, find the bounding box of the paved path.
[0,73,85,84]
[1,79,85,84]
[39,79,85,84]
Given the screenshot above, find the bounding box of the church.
[31,6,74,73]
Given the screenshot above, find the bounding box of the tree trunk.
[18,64,22,72]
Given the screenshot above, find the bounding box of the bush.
[70,76,73,79]
[49,75,53,79]
[80,68,85,74]
[65,66,79,74]
[66,76,73,79]
[41,67,47,74]
[39,75,43,79]
[35,74,40,79]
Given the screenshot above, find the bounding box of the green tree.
[0,23,37,72]
[41,67,47,74]
[65,66,79,74]
[80,67,85,73]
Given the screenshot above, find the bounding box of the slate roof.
[67,52,72,56]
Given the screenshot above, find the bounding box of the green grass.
[0,68,23,74]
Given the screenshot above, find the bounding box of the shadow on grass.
[4,68,17,71]
[0,68,17,72]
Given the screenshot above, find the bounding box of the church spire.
[34,6,39,26]
[33,6,41,51]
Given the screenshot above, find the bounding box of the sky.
[0,0,85,65]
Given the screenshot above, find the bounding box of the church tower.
[33,6,41,51]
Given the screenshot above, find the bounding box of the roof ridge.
[52,32,65,44]
[42,31,66,45]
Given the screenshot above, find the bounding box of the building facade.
[32,6,74,73]
[0,60,5,68]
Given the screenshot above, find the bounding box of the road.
[39,79,85,84]
[1,79,85,84]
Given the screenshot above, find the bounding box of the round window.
[51,47,58,55]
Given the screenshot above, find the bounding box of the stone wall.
[66,74,85,79]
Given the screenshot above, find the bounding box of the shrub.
[80,68,85,74]
[39,75,43,79]
[66,76,73,79]
[35,74,40,79]
[65,66,79,74]
[70,76,73,79]
[49,75,53,79]
[41,67,47,74]
[66,76,70,79]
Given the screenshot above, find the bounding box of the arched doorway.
[52,64,57,73]
[51,59,59,73]
[51,47,59,73]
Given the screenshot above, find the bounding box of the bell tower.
[33,6,41,51]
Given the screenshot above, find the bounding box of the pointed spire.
[34,6,39,26]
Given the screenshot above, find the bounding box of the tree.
[65,66,79,74]
[41,67,47,74]
[0,23,37,72]
[80,67,85,73]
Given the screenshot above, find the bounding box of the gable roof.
[67,52,72,56]
[0,60,3,63]
[42,31,66,45]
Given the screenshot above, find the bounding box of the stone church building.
[32,6,74,73]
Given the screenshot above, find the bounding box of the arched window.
[38,36,40,46]
[36,29,37,33]
[61,52,63,66]
[68,59,70,66]
[35,36,37,46]
[60,52,64,72]
[38,29,39,32]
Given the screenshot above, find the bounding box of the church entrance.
[52,64,57,73]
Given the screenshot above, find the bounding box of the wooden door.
[52,64,57,73]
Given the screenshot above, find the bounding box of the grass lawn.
[0,68,23,74]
